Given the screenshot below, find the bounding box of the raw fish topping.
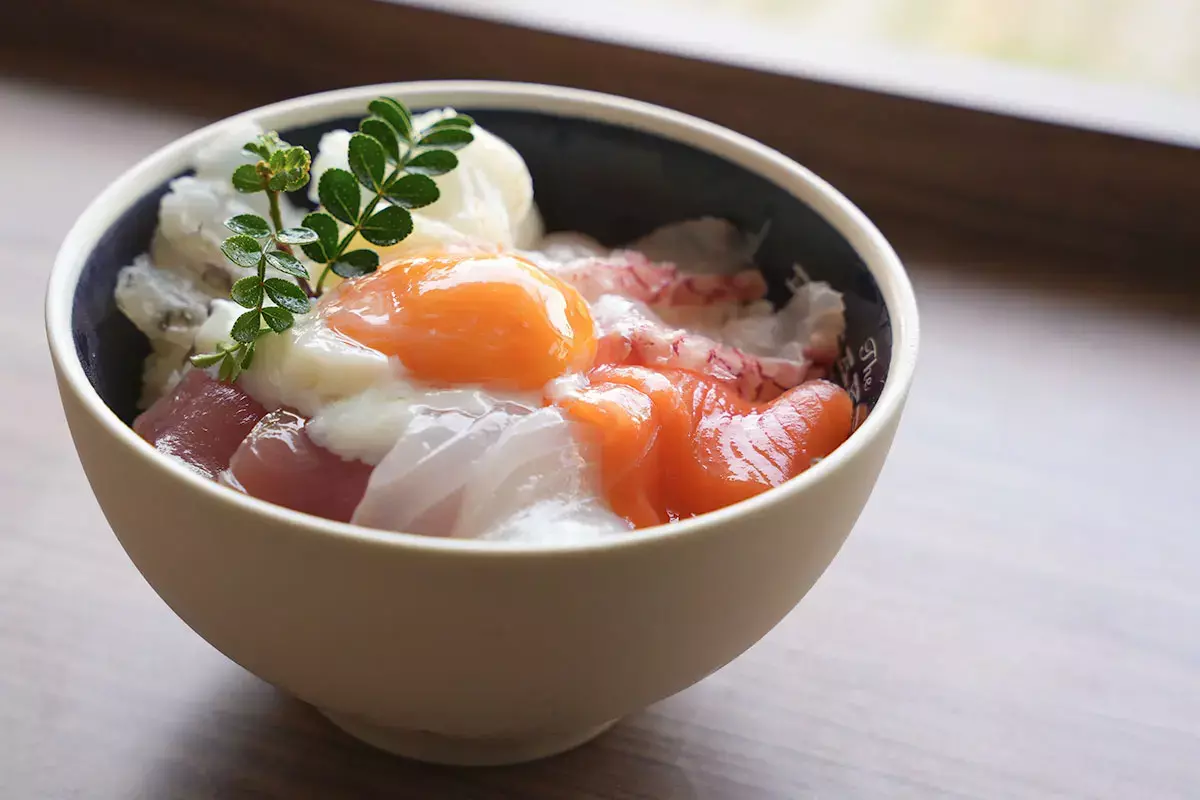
[117,103,855,543]
[541,250,768,306]
[133,370,267,479]
[557,367,852,528]
[229,410,373,523]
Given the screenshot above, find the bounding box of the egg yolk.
[321,253,597,390]
[557,366,853,529]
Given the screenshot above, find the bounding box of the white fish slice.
[453,408,631,543]
[351,402,629,543]
[350,401,527,536]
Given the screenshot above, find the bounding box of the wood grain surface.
[2,76,1199,799]
[3,0,1200,278]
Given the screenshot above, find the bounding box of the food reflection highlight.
[119,105,853,543]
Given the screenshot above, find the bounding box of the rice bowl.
[46,81,918,765]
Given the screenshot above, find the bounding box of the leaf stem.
[256,255,267,320]
[266,188,314,297]
[315,264,332,296]
[266,190,287,242]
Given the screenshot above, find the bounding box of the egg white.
[195,299,399,418]
[307,382,542,466]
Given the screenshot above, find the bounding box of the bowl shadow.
[136,673,706,800]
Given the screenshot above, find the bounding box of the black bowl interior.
[73,110,892,424]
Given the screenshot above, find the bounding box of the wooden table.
[3,76,1198,799]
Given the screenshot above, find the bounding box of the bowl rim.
[46,79,919,557]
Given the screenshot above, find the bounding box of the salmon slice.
[133,369,267,479]
[559,366,853,528]
[228,409,373,523]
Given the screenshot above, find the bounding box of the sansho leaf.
[231,309,263,343]
[218,352,238,382]
[263,277,311,313]
[299,212,339,263]
[331,249,380,279]
[276,226,319,245]
[348,133,387,192]
[232,163,266,193]
[221,235,263,268]
[261,306,295,333]
[265,250,310,279]
[318,168,361,225]
[225,214,271,238]
[230,276,263,308]
[425,114,474,131]
[359,206,413,247]
[405,149,457,176]
[416,128,473,150]
[243,141,270,159]
[359,117,401,164]
[368,97,413,142]
[384,174,439,210]
[240,342,257,370]
[190,351,225,368]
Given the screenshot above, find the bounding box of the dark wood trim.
[4,0,1198,275]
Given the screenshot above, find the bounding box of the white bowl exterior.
[47,82,918,739]
[58,367,901,735]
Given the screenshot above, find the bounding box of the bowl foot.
[318,709,618,766]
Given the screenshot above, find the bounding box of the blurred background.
[769,0,1200,93]
[447,0,1200,93]
[407,0,1200,142]
[4,0,1199,274]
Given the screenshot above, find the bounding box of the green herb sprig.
[190,132,317,380]
[301,98,475,293]
[189,98,474,382]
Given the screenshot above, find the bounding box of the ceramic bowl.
[46,81,918,766]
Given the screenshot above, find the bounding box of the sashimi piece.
[588,295,818,402]
[133,368,267,479]
[351,399,629,542]
[227,410,373,523]
[307,382,543,466]
[654,280,845,371]
[558,366,853,528]
[452,407,631,543]
[554,380,663,529]
[719,278,845,369]
[352,401,530,536]
[542,250,767,307]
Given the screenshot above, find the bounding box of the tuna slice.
[228,409,373,523]
[133,368,268,479]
